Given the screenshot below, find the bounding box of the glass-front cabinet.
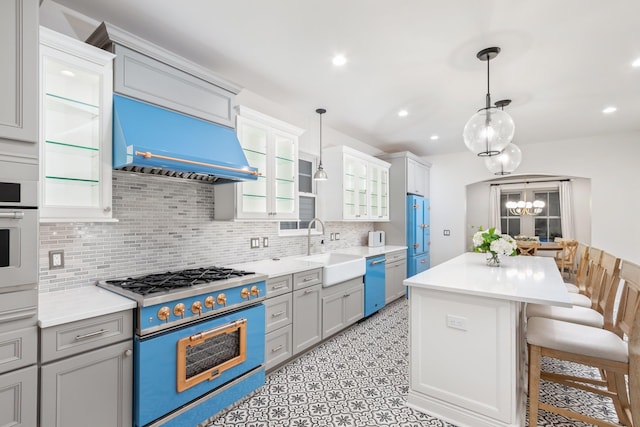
[343,154,368,219]
[232,107,303,220]
[39,27,115,222]
[318,146,390,221]
[368,163,389,221]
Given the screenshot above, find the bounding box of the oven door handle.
[0,211,24,219]
[188,319,247,342]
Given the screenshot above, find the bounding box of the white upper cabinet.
[215,107,304,221]
[0,0,39,161]
[318,146,390,221]
[39,27,116,222]
[406,157,429,197]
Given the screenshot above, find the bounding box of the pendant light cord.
[485,52,491,110]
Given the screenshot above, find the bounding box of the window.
[279,153,318,235]
[534,191,562,242]
[500,192,521,236]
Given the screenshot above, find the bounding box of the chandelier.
[463,47,515,157]
[485,99,522,175]
[505,183,545,215]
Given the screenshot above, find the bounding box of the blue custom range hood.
[112,95,258,183]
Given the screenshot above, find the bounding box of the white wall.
[426,132,640,266]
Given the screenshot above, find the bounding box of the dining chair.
[555,240,579,280]
[565,243,589,293]
[526,259,640,427]
[517,240,540,256]
[526,251,620,328]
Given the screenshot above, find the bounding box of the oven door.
[0,208,38,290]
[134,303,265,427]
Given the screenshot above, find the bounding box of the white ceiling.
[47,0,640,156]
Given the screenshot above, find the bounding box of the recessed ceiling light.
[632,58,640,68]
[430,135,439,141]
[397,110,408,117]
[602,106,617,114]
[332,55,347,66]
[60,70,75,77]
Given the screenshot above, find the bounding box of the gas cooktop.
[104,266,255,296]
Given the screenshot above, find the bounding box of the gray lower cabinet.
[385,250,407,303]
[322,277,364,339]
[0,365,37,427]
[265,293,293,370]
[292,283,322,355]
[39,310,133,427]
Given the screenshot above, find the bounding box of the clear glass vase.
[486,252,501,267]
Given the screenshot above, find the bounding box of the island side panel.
[407,286,525,427]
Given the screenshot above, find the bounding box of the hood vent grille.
[119,166,225,183]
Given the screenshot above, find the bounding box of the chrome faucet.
[307,217,326,255]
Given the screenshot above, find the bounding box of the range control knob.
[204,296,215,310]
[217,293,227,307]
[191,301,202,315]
[157,306,170,322]
[173,303,186,318]
[241,287,250,300]
[250,285,260,297]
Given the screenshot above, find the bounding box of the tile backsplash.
[39,171,373,292]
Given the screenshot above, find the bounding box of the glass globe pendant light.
[485,99,522,175]
[313,108,328,181]
[463,47,515,157]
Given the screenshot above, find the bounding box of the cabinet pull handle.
[344,293,350,298]
[420,260,427,264]
[124,349,133,357]
[370,259,386,265]
[271,345,283,353]
[271,311,285,318]
[0,211,24,219]
[303,277,313,282]
[75,329,108,341]
[304,289,314,294]
[272,284,288,290]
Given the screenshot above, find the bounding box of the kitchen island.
[404,252,571,427]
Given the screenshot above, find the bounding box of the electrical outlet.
[49,250,65,269]
[250,238,260,249]
[335,233,340,240]
[443,229,451,236]
[330,233,335,241]
[263,237,269,247]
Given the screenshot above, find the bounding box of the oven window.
[0,183,20,203]
[176,319,247,392]
[0,229,9,267]
[185,329,240,379]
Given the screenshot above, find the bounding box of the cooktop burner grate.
[105,267,255,296]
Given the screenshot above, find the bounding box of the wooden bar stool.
[526,259,640,427]
[555,240,579,280]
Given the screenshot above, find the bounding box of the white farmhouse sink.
[296,252,365,287]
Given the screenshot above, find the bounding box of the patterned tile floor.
[205,298,621,427]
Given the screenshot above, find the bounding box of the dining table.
[404,252,571,427]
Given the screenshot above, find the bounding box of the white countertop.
[405,252,572,307]
[332,245,407,258]
[229,258,326,278]
[38,286,137,328]
[230,245,408,278]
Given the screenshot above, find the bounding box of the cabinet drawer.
[265,324,292,371]
[266,275,293,298]
[293,268,322,290]
[40,310,133,363]
[0,326,37,375]
[386,250,407,263]
[264,293,292,333]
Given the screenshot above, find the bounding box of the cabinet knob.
[104,206,112,212]
[124,349,133,357]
